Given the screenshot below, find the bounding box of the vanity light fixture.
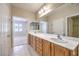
[38,4,52,18]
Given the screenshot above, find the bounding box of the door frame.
[65,13,79,36]
[11,16,13,48]
[11,16,29,47]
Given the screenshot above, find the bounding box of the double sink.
[50,38,68,43]
[47,34,68,43]
[43,33,68,43]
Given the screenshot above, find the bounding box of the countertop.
[29,32,79,50]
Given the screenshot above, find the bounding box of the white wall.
[48,4,79,35]
[0,10,2,56]
[12,6,35,21]
[12,6,36,36]
[38,17,49,33]
[40,21,47,33]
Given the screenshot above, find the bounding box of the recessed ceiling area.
[11,3,44,13]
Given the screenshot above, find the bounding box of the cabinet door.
[50,43,54,56]
[78,46,79,56]
[36,37,43,56]
[43,40,51,56]
[30,35,33,47]
[28,34,30,44]
[54,44,70,56]
[70,48,78,56]
[32,35,36,50]
[28,34,31,45]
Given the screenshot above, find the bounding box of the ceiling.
[11,3,44,13]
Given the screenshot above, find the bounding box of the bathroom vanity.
[28,32,79,56]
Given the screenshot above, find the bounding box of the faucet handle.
[57,34,60,37]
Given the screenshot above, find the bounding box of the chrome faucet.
[57,34,62,40]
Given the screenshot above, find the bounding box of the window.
[14,23,23,32]
[15,24,18,32]
[2,23,8,32]
[19,24,22,32]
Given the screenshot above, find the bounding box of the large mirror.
[30,22,39,30]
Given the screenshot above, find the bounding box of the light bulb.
[38,11,41,14]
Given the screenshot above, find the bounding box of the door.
[1,16,12,56]
[67,17,73,36]
[67,15,79,37]
[0,16,2,56]
[72,17,79,37]
[0,4,12,56]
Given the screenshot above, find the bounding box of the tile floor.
[13,36,27,46]
[12,36,38,56]
[12,45,38,56]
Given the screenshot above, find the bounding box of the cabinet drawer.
[36,47,43,56]
[43,40,51,56]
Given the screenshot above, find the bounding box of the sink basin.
[50,38,68,43]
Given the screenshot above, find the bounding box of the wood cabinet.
[70,48,78,56]
[32,35,36,49]
[30,35,33,47]
[54,44,70,56]
[28,34,35,49]
[36,37,43,56]
[28,34,31,45]
[28,34,78,56]
[50,43,54,56]
[78,46,79,56]
[43,40,51,56]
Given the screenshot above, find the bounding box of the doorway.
[12,16,38,56]
[67,15,79,38]
[12,16,28,47]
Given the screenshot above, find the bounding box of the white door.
[1,16,12,56]
[0,15,2,56]
[0,4,12,56]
